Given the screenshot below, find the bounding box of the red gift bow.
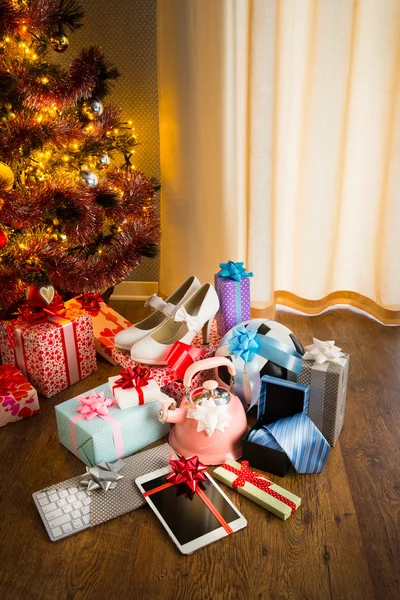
[165,341,207,380]
[16,292,66,325]
[0,365,26,396]
[143,455,233,535]
[76,292,104,315]
[113,365,151,405]
[221,461,297,514]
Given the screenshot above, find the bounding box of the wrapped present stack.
[0,286,97,398]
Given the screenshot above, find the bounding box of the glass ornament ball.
[0,227,7,249]
[97,153,110,168]
[80,170,98,187]
[49,33,69,53]
[0,161,14,190]
[82,99,104,120]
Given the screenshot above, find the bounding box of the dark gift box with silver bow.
[295,339,350,447]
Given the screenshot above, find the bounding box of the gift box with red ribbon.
[65,295,133,366]
[109,365,161,409]
[0,364,40,427]
[213,459,301,520]
[0,288,97,398]
[66,298,220,397]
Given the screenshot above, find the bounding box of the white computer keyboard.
[33,484,92,541]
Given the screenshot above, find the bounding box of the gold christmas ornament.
[49,33,69,53]
[82,98,104,120]
[0,161,14,190]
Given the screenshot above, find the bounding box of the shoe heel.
[202,318,213,344]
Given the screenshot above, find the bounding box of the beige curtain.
[157,0,400,324]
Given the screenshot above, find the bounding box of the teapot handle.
[183,356,236,390]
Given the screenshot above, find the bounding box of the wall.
[56,0,160,283]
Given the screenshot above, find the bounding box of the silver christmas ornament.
[97,153,110,168]
[80,169,98,187]
[82,98,104,120]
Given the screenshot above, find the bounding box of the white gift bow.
[174,306,199,331]
[303,338,346,365]
[187,399,232,437]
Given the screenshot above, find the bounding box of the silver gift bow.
[80,459,125,492]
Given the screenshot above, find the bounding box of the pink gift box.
[0,308,97,398]
[0,365,40,427]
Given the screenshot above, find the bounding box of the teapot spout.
[158,397,188,424]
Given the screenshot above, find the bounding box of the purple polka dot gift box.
[214,261,253,337]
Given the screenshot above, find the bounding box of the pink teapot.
[158,357,248,465]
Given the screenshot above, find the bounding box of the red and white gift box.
[108,365,162,409]
[0,364,40,427]
[0,308,97,398]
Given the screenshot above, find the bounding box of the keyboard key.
[77,491,87,500]
[83,497,91,506]
[72,510,81,519]
[49,493,59,502]
[62,523,73,533]
[37,492,46,499]
[73,518,83,529]
[45,508,63,521]
[63,504,73,514]
[82,514,90,525]
[68,487,78,494]
[39,497,49,507]
[66,495,77,504]
[81,505,90,515]
[52,527,63,538]
[42,502,57,514]
[73,501,83,510]
[49,514,71,529]
[59,490,68,498]
[57,499,67,508]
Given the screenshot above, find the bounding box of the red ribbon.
[16,293,66,325]
[165,341,207,380]
[143,455,233,535]
[0,365,26,396]
[221,461,297,514]
[113,365,151,405]
[76,292,104,315]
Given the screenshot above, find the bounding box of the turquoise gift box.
[55,383,170,467]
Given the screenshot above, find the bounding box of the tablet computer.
[136,466,247,554]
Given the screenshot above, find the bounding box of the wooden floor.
[0,302,399,600]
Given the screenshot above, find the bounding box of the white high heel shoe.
[130,283,220,365]
[114,276,200,350]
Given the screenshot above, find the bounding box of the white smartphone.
[136,466,247,554]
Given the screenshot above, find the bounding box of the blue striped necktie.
[248,413,330,474]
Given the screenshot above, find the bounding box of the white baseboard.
[110,281,158,301]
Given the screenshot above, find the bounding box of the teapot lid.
[192,380,230,405]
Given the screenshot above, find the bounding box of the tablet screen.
[141,475,239,545]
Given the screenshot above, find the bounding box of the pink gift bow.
[76,390,115,420]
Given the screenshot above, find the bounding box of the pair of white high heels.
[115,276,220,365]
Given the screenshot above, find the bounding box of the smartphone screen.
[141,475,239,545]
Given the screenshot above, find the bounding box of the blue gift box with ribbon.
[243,375,330,477]
[56,383,170,467]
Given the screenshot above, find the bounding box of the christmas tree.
[0,0,160,315]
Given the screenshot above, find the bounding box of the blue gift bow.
[248,413,330,474]
[226,325,303,409]
[217,261,253,282]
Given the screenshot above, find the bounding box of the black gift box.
[242,375,310,477]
